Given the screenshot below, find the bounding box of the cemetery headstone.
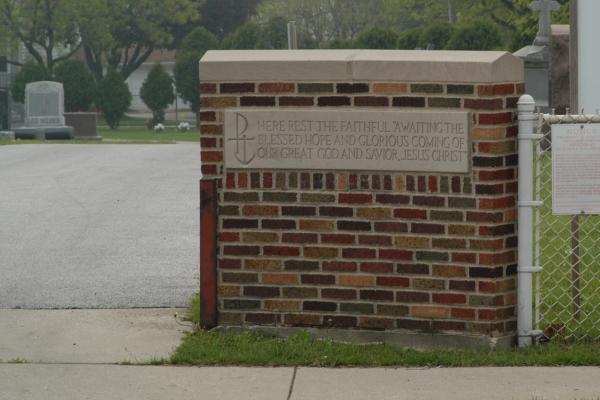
[13,81,73,140]
[64,112,101,140]
[514,0,560,110]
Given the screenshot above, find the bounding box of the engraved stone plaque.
[552,124,600,215]
[224,109,470,173]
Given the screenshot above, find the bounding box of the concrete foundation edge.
[213,325,516,351]
[74,136,103,141]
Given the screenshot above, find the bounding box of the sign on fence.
[552,124,600,215]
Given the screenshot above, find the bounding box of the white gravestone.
[25,81,65,126]
[224,109,470,173]
[13,81,73,140]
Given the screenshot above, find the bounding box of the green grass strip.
[176,295,600,367]
[171,330,600,367]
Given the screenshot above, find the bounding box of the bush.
[396,28,423,50]
[355,27,399,49]
[445,20,503,50]
[222,22,262,49]
[96,68,132,129]
[321,38,355,49]
[419,21,455,50]
[11,62,51,103]
[54,60,96,112]
[140,64,174,124]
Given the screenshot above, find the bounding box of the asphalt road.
[0,144,200,309]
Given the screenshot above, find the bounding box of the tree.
[382,0,448,30]
[258,16,288,49]
[80,0,200,81]
[10,61,50,103]
[419,21,455,50]
[179,26,219,54]
[174,27,219,113]
[355,27,399,49]
[140,64,175,124]
[445,20,503,50]
[222,22,262,49]
[0,0,82,74]
[396,27,424,50]
[257,0,387,44]
[200,0,261,39]
[96,68,131,129]
[54,60,96,112]
[453,0,569,51]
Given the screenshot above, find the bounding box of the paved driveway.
[0,144,199,309]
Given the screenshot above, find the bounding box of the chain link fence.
[533,115,600,343]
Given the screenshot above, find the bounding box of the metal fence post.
[517,95,541,347]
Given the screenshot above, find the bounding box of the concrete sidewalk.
[1,309,599,400]
[0,309,190,363]
[1,365,599,400]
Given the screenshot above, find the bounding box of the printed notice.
[224,109,470,173]
[553,124,600,215]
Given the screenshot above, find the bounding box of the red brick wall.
[200,80,523,336]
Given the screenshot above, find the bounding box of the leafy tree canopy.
[254,0,569,51]
[201,0,261,39]
[419,21,455,50]
[179,26,220,54]
[0,0,82,73]
[355,27,399,50]
[80,0,201,80]
[222,22,263,49]
[445,19,503,50]
[10,61,51,103]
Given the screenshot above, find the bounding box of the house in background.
[125,49,189,113]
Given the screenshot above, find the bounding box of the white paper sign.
[224,109,470,173]
[552,124,600,215]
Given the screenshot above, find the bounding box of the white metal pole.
[287,21,298,49]
[517,95,539,347]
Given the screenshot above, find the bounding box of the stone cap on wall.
[200,50,524,83]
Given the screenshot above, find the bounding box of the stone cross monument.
[514,0,561,109]
[531,0,561,46]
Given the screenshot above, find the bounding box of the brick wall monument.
[199,50,524,349]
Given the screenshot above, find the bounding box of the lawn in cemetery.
[0,113,199,145]
[535,153,600,342]
[98,127,199,143]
